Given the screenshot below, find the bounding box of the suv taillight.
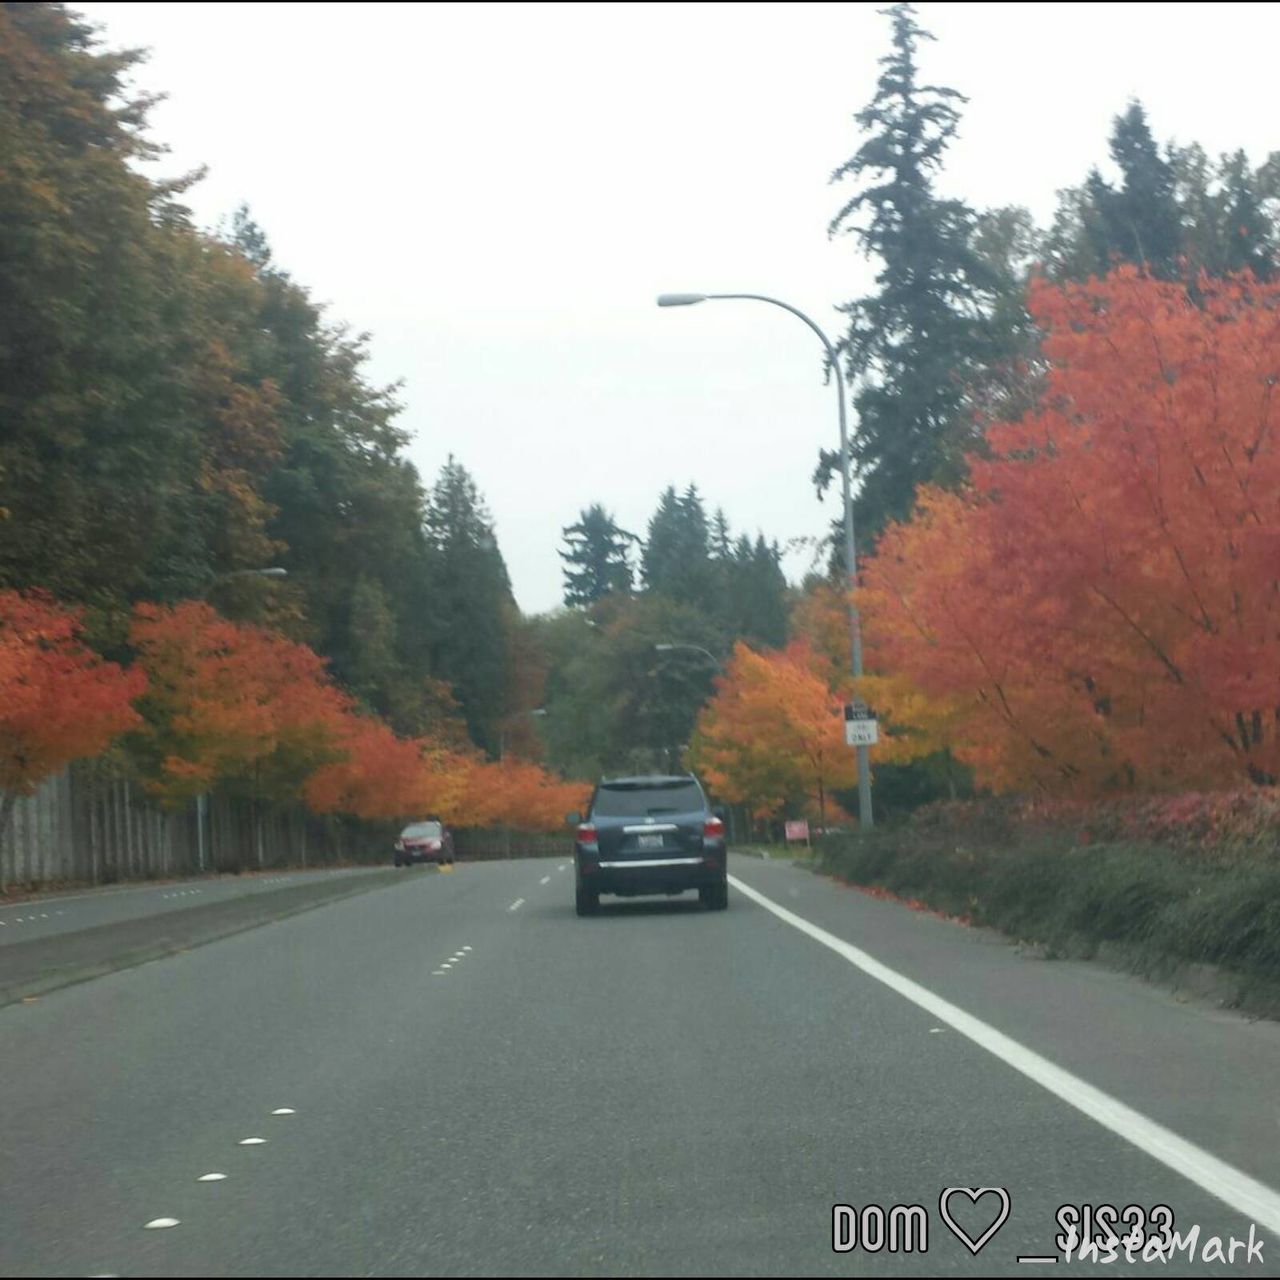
[703,817,725,839]
[576,823,598,844]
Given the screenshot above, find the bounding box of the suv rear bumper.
[579,852,725,897]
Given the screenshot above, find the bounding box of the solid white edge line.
[727,873,1280,1235]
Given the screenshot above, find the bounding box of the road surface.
[0,869,377,947]
[1,855,1277,1276]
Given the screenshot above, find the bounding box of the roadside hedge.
[815,794,1280,1008]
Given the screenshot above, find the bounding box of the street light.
[653,642,723,673]
[657,290,872,828]
[222,566,288,580]
[201,566,289,596]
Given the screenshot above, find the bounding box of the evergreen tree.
[559,504,636,607]
[742,536,789,648]
[421,457,515,754]
[1078,101,1183,278]
[1218,149,1275,279]
[640,484,712,604]
[825,2,1003,541]
[1047,105,1278,284]
[710,508,733,562]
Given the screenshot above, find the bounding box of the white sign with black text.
[844,702,878,747]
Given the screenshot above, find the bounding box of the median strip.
[0,868,420,1008]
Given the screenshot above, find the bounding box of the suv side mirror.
[566,811,582,827]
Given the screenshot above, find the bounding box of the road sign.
[784,819,810,843]
[845,716,878,747]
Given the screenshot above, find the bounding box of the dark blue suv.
[572,774,728,916]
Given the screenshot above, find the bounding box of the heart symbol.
[938,1186,1011,1255]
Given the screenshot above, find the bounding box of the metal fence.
[2,763,572,891]
[1,761,397,892]
[452,828,571,861]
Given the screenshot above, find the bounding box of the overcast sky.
[76,1,1280,615]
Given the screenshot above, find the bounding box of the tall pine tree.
[825,2,1001,541]
[1046,104,1278,283]
[640,484,713,605]
[559,504,636,607]
[422,457,515,754]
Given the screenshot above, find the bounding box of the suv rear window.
[592,780,705,818]
[402,822,443,838]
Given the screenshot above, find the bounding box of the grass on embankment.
[815,823,1280,1013]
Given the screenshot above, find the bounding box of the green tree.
[421,457,515,754]
[539,594,725,778]
[736,535,789,648]
[1047,105,1278,283]
[640,484,713,604]
[1057,102,1183,279]
[824,1,1003,541]
[559,504,636,607]
[1214,149,1275,279]
[0,2,211,628]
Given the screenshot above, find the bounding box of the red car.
[394,820,455,867]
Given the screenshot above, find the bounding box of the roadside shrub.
[815,796,1280,1004]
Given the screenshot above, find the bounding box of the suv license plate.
[637,834,664,850]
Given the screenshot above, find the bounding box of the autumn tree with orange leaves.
[129,602,353,810]
[690,640,858,827]
[790,580,963,774]
[0,591,145,888]
[129,601,589,838]
[863,268,1280,795]
[303,715,439,822]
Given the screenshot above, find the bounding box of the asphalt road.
[0,868,377,947]
[2,854,1278,1278]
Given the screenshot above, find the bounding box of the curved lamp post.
[653,642,723,673]
[656,292,872,828]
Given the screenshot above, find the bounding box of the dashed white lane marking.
[143,1217,180,1229]
[558,863,568,872]
[508,898,525,912]
[197,1173,227,1182]
[271,1108,295,1115]
[462,945,472,952]
[728,873,1280,1236]
[441,963,453,970]
[432,969,447,976]
[539,876,551,885]
[238,1137,267,1146]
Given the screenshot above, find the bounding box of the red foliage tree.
[864,268,1280,793]
[130,601,352,807]
[0,591,145,888]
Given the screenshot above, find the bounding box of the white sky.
[75,1,1280,615]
